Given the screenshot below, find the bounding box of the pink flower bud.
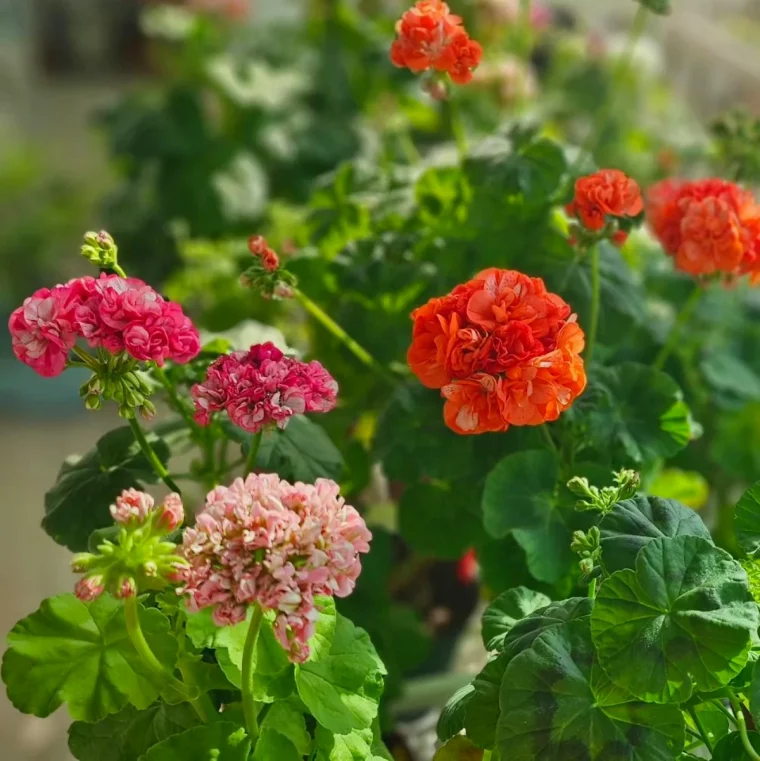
[114,577,137,599]
[273,283,294,300]
[75,576,105,602]
[155,493,185,533]
[423,78,449,101]
[71,553,97,573]
[110,488,155,526]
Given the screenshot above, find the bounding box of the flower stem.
[730,690,760,761]
[687,706,713,753]
[293,288,396,385]
[442,96,467,160]
[586,244,601,365]
[241,605,265,741]
[153,364,199,431]
[246,431,263,475]
[652,284,703,372]
[112,263,128,279]
[713,698,739,727]
[483,752,492,761]
[540,425,558,456]
[128,417,182,494]
[588,577,597,599]
[71,345,99,370]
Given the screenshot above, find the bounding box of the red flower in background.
[408,269,586,435]
[647,178,760,281]
[390,0,483,84]
[566,169,643,232]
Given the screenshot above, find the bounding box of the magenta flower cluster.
[191,342,338,434]
[176,473,372,662]
[9,274,200,377]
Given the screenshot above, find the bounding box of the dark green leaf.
[464,653,508,750]
[498,619,685,760]
[437,683,474,742]
[433,736,484,761]
[702,352,760,402]
[481,587,551,651]
[43,426,170,551]
[736,482,760,556]
[592,535,758,703]
[253,702,311,761]
[637,0,671,15]
[711,730,760,760]
[138,722,251,760]
[600,495,711,573]
[2,594,177,722]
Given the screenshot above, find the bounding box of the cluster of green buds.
[571,526,602,579]
[81,230,120,270]
[567,468,640,515]
[71,489,187,603]
[240,235,297,300]
[568,217,630,252]
[79,355,156,419]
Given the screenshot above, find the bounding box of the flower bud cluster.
[81,230,119,269]
[79,357,156,419]
[567,468,640,515]
[72,489,187,602]
[571,526,602,579]
[240,235,297,300]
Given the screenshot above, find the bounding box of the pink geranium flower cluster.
[191,342,338,434]
[9,274,200,377]
[176,473,372,662]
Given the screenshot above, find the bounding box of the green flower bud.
[85,394,102,411]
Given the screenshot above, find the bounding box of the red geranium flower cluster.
[647,178,760,281]
[9,274,200,377]
[390,0,483,84]
[567,169,644,233]
[191,342,338,434]
[408,268,586,435]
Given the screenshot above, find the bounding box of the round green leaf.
[254,703,311,761]
[139,722,251,761]
[2,594,177,722]
[314,724,386,761]
[735,481,760,556]
[43,426,170,551]
[437,683,473,742]
[481,587,551,651]
[464,653,508,750]
[711,730,760,760]
[592,535,758,704]
[497,619,684,760]
[600,495,711,573]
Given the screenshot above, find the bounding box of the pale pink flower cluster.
[176,473,372,662]
[8,274,200,377]
[191,342,338,434]
[109,488,185,532]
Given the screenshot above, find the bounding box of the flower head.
[647,178,760,281]
[567,169,643,232]
[110,488,155,527]
[408,269,586,434]
[155,493,185,533]
[390,0,482,85]
[191,342,338,434]
[176,473,372,662]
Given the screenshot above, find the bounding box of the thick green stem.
[713,698,738,727]
[246,431,263,475]
[241,605,265,741]
[483,751,492,761]
[588,577,597,600]
[730,691,760,761]
[293,288,396,385]
[129,417,182,494]
[687,706,713,753]
[586,245,601,365]
[112,263,128,278]
[652,285,703,371]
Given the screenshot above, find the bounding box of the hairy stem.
[246,431,264,475]
[652,285,703,371]
[586,244,601,365]
[128,417,181,494]
[241,605,265,741]
[730,691,760,761]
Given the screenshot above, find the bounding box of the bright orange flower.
[647,178,760,279]
[408,269,586,435]
[566,169,643,232]
[390,0,483,85]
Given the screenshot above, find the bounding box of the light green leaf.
[711,730,760,760]
[592,535,758,703]
[254,702,311,761]
[296,614,386,734]
[750,659,760,727]
[497,619,684,760]
[647,469,709,510]
[2,594,177,722]
[314,724,389,761]
[139,722,251,760]
[599,495,711,573]
[735,482,760,556]
[43,426,170,551]
[68,702,199,761]
[481,587,551,651]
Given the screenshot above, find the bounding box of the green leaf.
[711,730,760,760]
[437,683,474,742]
[736,481,760,556]
[314,724,387,761]
[497,619,685,760]
[68,702,199,761]
[587,363,691,464]
[750,659,760,727]
[592,535,758,703]
[481,587,551,651]
[433,736,484,761]
[399,481,485,560]
[637,0,671,15]
[295,614,386,734]
[139,722,251,760]
[702,352,760,402]
[647,469,709,510]
[482,450,571,583]
[247,416,344,482]
[599,495,711,573]
[464,653,508,750]
[691,702,730,749]
[2,594,177,722]
[43,426,170,551]
[254,702,311,761]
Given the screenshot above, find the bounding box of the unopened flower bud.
[273,282,294,300]
[114,576,137,599]
[71,553,98,573]
[118,405,135,419]
[85,394,102,411]
[579,557,595,575]
[110,488,155,527]
[423,77,448,101]
[143,561,159,578]
[75,575,105,602]
[81,230,118,268]
[154,493,185,533]
[240,273,254,288]
[140,401,157,421]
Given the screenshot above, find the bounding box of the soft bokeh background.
[2,0,760,758]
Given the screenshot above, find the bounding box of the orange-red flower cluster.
[647,178,760,282]
[390,0,483,85]
[566,169,644,232]
[248,235,280,272]
[408,269,586,435]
